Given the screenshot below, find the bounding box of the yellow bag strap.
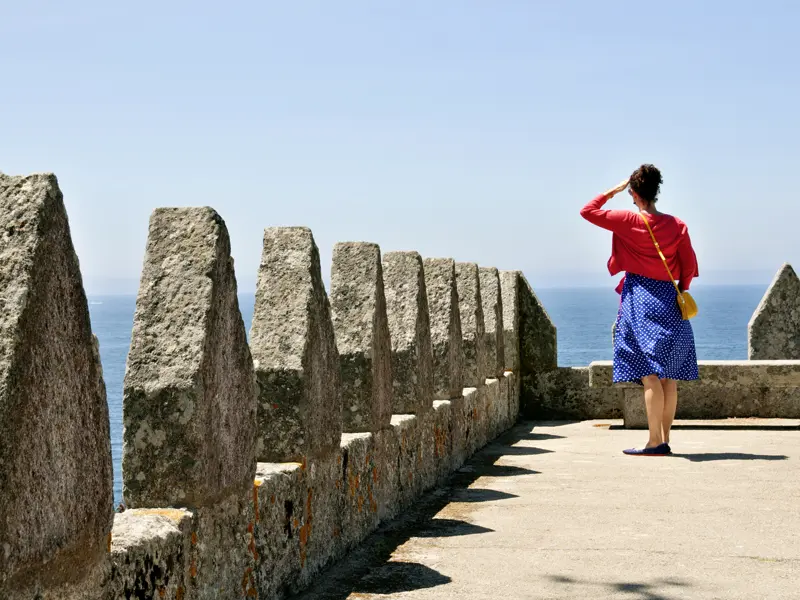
[639,212,683,297]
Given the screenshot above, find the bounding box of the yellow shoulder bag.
[639,212,698,320]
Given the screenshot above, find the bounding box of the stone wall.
[0,172,528,600]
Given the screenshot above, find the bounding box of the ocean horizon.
[89,283,767,504]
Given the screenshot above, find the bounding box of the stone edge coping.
[587,360,800,388]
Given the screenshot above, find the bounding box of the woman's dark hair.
[629,164,663,203]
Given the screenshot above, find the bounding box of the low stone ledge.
[534,366,622,420]
[586,360,800,427]
[108,509,193,600]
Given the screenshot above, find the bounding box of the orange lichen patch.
[106,532,112,553]
[372,467,378,483]
[357,494,364,512]
[337,455,342,465]
[365,453,370,465]
[190,559,197,578]
[247,523,254,534]
[247,533,258,561]
[270,495,276,505]
[335,480,341,489]
[191,532,198,546]
[141,508,188,523]
[158,586,166,598]
[368,488,377,514]
[300,457,307,471]
[176,587,185,600]
[253,484,260,523]
[241,567,257,598]
[348,473,360,498]
[293,518,299,529]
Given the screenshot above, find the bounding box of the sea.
[88,285,765,505]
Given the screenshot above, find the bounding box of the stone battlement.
[0,173,555,599]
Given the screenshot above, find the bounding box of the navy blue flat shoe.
[623,443,670,456]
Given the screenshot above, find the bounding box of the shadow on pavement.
[547,574,693,600]
[354,562,452,594]
[671,452,788,462]
[289,422,543,599]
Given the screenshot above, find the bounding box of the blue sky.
[2,1,798,293]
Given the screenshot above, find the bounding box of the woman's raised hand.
[604,179,629,198]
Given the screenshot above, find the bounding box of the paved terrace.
[295,420,800,600]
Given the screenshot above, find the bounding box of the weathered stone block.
[191,489,256,600]
[534,365,623,420]
[432,400,455,484]
[383,251,435,414]
[371,427,401,522]
[456,262,489,387]
[748,263,800,359]
[479,266,505,378]
[123,207,257,509]
[483,377,502,439]
[500,270,521,373]
[621,388,648,429]
[447,394,469,473]
[331,242,393,432]
[250,227,341,462]
[339,433,380,551]
[516,272,558,418]
[502,371,520,430]
[253,463,306,598]
[107,509,193,600]
[423,258,463,399]
[0,174,113,596]
[296,453,342,589]
[392,414,421,510]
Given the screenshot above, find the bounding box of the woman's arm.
[579,179,636,234]
[677,230,699,292]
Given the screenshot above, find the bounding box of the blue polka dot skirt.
[613,273,699,385]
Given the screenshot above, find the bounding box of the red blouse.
[580,194,698,294]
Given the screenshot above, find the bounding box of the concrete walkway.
[295,420,800,600]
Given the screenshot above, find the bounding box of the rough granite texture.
[479,266,506,378]
[455,262,489,388]
[423,258,464,399]
[516,271,558,418]
[383,251,435,414]
[249,227,342,462]
[338,433,381,552]
[535,366,623,420]
[107,509,193,600]
[122,207,257,508]
[499,270,521,372]
[330,242,394,432]
[0,173,113,597]
[748,263,800,360]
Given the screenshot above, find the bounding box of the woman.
[580,164,699,456]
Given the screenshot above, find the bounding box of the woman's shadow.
[670,452,788,462]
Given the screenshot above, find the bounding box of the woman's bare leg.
[661,378,678,443]
[642,375,665,448]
